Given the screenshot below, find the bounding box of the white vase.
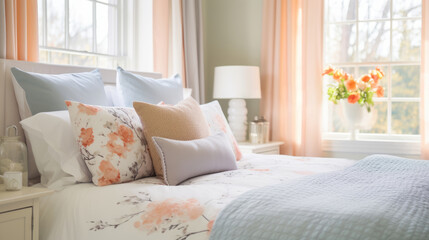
[341,100,366,140]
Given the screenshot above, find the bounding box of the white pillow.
[104,85,124,106]
[20,111,91,188]
[200,101,243,160]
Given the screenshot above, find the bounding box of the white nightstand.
[0,186,53,240]
[238,141,284,155]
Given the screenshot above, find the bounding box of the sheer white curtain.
[153,0,205,103]
[421,0,429,159]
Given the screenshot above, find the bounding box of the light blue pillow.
[11,67,109,116]
[117,66,183,107]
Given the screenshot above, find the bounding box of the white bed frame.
[0,58,162,181]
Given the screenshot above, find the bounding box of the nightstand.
[238,141,284,155]
[0,186,53,240]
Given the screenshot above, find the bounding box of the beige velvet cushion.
[133,97,210,178]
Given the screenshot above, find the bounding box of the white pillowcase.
[200,101,243,160]
[20,111,91,189]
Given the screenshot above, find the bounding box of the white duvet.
[39,154,354,240]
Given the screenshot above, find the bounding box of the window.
[38,0,123,69]
[323,0,422,141]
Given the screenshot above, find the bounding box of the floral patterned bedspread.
[39,154,355,240]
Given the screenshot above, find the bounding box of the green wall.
[202,0,263,126]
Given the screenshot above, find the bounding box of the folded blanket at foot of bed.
[210,154,429,240]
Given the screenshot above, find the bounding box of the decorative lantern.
[249,116,270,144]
[0,125,28,186]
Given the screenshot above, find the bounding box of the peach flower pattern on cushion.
[79,128,94,147]
[98,160,121,186]
[106,125,135,158]
[78,103,100,115]
[67,101,153,186]
[200,101,243,160]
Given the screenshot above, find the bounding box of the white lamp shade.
[213,66,261,99]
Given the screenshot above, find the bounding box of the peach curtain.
[153,0,186,85]
[260,0,323,156]
[0,0,38,61]
[421,0,429,159]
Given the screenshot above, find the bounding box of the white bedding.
[39,154,355,240]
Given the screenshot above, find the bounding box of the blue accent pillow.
[117,66,183,107]
[11,67,109,116]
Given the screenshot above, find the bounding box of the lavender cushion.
[152,132,237,185]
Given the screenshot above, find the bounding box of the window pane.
[326,0,356,22]
[71,55,97,67]
[392,102,419,135]
[97,56,117,69]
[392,0,422,18]
[358,21,390,62]
[47,0,65,48]
[391,65,420,98]
[49,52,70,65]
[69,0,93,52]
[358,0,390,20]
[37,0,44,46]
[96,3,117,54]
[39,50,48,63]
[360,102,387,134]
[97,0,118,5]
[325,24,356,63]
[392,20,421,62]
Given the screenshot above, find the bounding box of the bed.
[38,154,354,240]
[1,59,428,240]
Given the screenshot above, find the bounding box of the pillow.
[20,111,90,189]
[104,85,125,107]
[104,84,192,107]
[152,132,237,185]
[200,101,243,160]
[66,101,154,186]
[183,88,193,99]
[117,66,183,107]
[11,67,109,120]
[133,97,210,179]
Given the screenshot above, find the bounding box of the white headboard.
[0,58,162,181]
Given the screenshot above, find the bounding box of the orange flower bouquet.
[322,66,385,112]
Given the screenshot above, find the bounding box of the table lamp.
[213,66,261,142]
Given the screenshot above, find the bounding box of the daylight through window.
[323,0,422,141]
[38,0,121,69]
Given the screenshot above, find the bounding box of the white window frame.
[322,0,422,157]
[38,0,126,68]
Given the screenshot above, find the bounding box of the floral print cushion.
[200,101,243,161]
[66,101,154,186]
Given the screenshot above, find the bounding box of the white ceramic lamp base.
[227,99,248,142]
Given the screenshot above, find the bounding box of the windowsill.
[322,139,420,157]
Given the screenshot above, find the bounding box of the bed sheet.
[39,154,355,240]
